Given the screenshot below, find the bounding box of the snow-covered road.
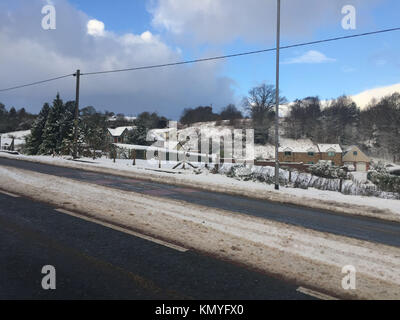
[1,164,399,299]
[1,152,399,223]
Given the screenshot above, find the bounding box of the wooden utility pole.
[73,69,80,159]
[132,149,136,166]
[274,0,281,190]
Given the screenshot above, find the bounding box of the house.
[278,139,320,164]
[317,144,343,166]
[342,146,370,172]
[279,140,344,166]
[107,126,136,144]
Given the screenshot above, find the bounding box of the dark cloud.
[0,0,235,118]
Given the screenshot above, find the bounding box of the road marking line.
[54,208,188,252]
[297,287,339,300]
[0,190,20,198]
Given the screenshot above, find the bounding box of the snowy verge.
[0,165,400,299]
[1,153,400,223]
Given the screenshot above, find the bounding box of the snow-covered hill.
[176,121,302,160]
[0,130,31,150]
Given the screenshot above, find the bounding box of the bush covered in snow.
[225,165,254,180]
[219,164,399,199]
[368,171,400,194]
[308,162,348,179]
[370,160,387,174]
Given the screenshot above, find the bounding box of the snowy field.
[0,152,399,222]
[0,130,30,150]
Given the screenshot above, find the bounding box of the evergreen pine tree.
[126,124,149,146]
[59,101,76,155]
[39,93,64,154]
[25,103,50,155]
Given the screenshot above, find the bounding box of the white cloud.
[150,0,380,45]
[121,31,157,45]
[87,19,105,37]
[140,30,153,42]
[284,50,336,64]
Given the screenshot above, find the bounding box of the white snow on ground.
[0,152,399,222]
[0,130,30,149]
[254,144,275,159]
[349,172,369,184]
[177,121,310,160]
[1,165,400,299]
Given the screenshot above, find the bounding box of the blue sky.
[0,0,399,118]
[69,1,153,35]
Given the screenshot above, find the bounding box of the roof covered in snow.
[107,126,136,137]
[278,139,318,153]
[317,144,342,153]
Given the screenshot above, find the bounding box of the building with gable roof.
[317,144,343,166]
[278,140,344,166]
[107,126,136,144]
[278,139,320,164]
[342,146,370,172]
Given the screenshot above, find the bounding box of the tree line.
[284,93,400,162]
[180,104,244,125]
[180,83,400,162]
[24,94,169,156]
[4,85,400,163]
[0,103,36,133]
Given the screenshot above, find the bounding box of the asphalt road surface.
[0,192,313,300]
[0,157,399,248]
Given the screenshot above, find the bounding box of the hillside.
[0,130,30,151]
[176,121,306,160]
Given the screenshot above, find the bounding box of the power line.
[82,27,400,76]
[0,27,399,91]
[0,74,73,93]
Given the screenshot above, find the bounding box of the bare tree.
[242,83,287,144]
[242,83,287,123]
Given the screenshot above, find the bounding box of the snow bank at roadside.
[1,152,400,223]
[1,165,400,299]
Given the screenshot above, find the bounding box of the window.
[308,152,315,157]
[353,151,358,156]
[328,152,335,157]
[284,151,292,156]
